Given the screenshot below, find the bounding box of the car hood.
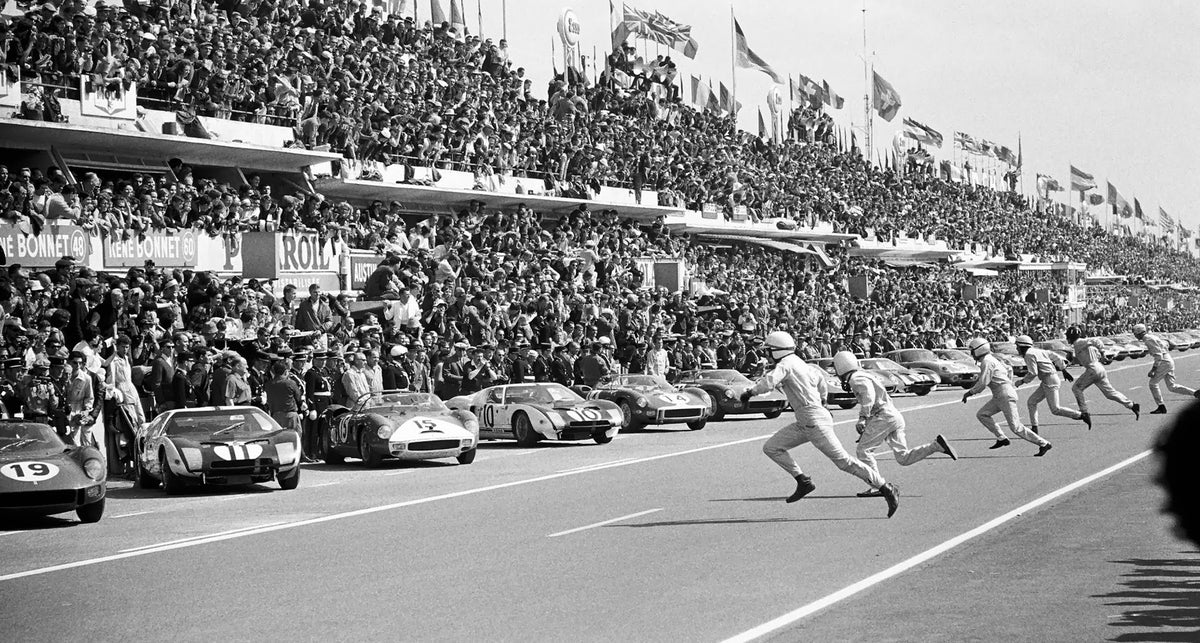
[0,449,96,490]
[169,428,293,448]
[386,414,475,440]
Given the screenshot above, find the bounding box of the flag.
[431,0,446,24]
[647,10,699,58]
[979,140,999,159]
[449,0,466,35]
[1088,193,1105,206]
[718,82,734,114]
[1014,136,1022,176]
[705,80,720,113]
[902,117,943,148]
[954,131,982,154]
[733,18,782,83]
[1069,165,1096,191]
[871,70,901,121]
[821,80,844,109]
[790,74,823,109]
[1159,206,1174,229]
[1134,198,1145,220]
[996,146,1017,165]
[758,109,767,139]
[1036,174,1064,193]
[610,0,630,50]
[1107,182,1133,218]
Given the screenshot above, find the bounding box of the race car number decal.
[480,405,497,428]
[658,393,691,404]
[415,419,441,433]
[564,408,603,421]
[1,461,60,482]
[333,418,351,445]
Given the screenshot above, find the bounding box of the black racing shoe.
[989,438,1011,450]
[1035,443,1053,457]
[936,434,958,461]
[786,475,817,503]
[1132,403,1141,421]
[1080,412,1092,430]
[857,488,883,498]
[1194,390,1200,400]
[1149,405,1168,415]
[1030,425,1039,435]
[879,483,900,518]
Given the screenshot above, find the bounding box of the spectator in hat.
[24,357,59,424]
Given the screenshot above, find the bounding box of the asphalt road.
[2,354,1197,642]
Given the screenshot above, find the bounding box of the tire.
[763,410,782,419]
[456,447,477,464]
[619,401,645,431]
[592,430,614,444]
[687,419,707,430]
[358,431,384,468]
[513,413,541,447]
[136,458,159,489]
[710,405,726,422]
[76,498,105,523]
[278,467,300,490]
[322,432,345,465]
[914,386,933,397]
[836,401,857,410]
[160,451,184,495]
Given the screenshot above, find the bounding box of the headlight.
[463,417,479,433]
[460,439,472,448]
[377,425,394,439]
[724,389,736,399]
[636,396,648,408]
[83,458,104,480]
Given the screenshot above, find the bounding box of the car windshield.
[611,375,673,391]
[165,409,276,436]
[1040,340,1068,349]
[691,369,751,384]
[0,423,64,454]
[897,350,938,361]
[357,392,446,413]
[937,349,972,361]
[506,384,583,405]
[863,359,904,371]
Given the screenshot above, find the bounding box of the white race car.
[447,383,623,446]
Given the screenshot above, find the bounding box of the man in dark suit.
[143,338,177,415]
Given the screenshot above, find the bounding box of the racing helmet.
[1132,323,1148,339]
[1065,326,1082,344]
[763,331,796,361]
[1015,335,1033,354]
[968,337,991,359]
[832,351,860,378]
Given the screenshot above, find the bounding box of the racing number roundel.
[1,461,60,482]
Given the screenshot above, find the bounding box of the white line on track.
[310,482,341,487]
[720,449,1154,643]
[118,522,289,554]
[0,355,1184,581]
[384,470,416,477]
[111,511,154,519]
[547,508,664,538]
[556,458,638,473]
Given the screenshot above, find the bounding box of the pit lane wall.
[0,221,684,295]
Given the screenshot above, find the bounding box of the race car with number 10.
[447,383,622,446]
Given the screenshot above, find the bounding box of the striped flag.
[954,131,983,154]
[1134,198,1145,220]
[871,70,902,121]
[430,0,446,24]
[734,18,782,83]
[822,80,844,109]
[1069,165,1096,191]
[1107,182,1133,218]
[1036,174,1064,193]
[902,117,943,148]
[1159,206,1174,230]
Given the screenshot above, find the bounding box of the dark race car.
[322,391,479,467]
[861,358,939,396]
[809,359,861,410]
[584,374,712,431]
[0,420,107,523]
[134,406,302,494]
[674,369,789,420]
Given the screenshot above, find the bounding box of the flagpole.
[502,0,507,39]
[862,0,871,157]
[476,0,482,38]
[729,5,737,124]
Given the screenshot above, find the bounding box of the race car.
[861,358,939,396]
[809,358,862,409]
[888,349,980,388]
[674,369,789,420]
[447,383,622,446]
[0,420,106,523]
[1033,339,1074,365]
[585,374,712,430]
[322,391,478,467]
[134,406,301,494]
[990,342,1030,377]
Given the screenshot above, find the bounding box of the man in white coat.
[962,337,1052,456]
[1134,323,1200,414]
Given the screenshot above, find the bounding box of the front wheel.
[619,401,645,431]
[709,405,726,422]
[278,467,300,490]
[456,448,477,464]
[914,386,933,397]
[76,498,105,523]
[359,431,384,468]
[513,413,541,447]
[592,429,614,444]
[160,453,184,495]
[323,431,345,465]
[836,401,857,410]
[687,419,707,431]
[136,458,159,489]
[763,410,782,419]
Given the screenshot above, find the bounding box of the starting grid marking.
[0,355,1188,584]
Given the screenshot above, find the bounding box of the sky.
[423,0,1200,233]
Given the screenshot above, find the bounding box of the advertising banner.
[0,221,92,268]
[348,252,383,291]
[103,229,198,268]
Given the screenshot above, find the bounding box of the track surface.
[3,355,1197,642]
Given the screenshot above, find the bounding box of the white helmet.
[764,331,796,360]
[833,351,860,378]
[1015,335,1034,348]
[1132,323,1148,338]
[968,337,991,358]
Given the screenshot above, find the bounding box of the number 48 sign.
[1,461,61,482]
